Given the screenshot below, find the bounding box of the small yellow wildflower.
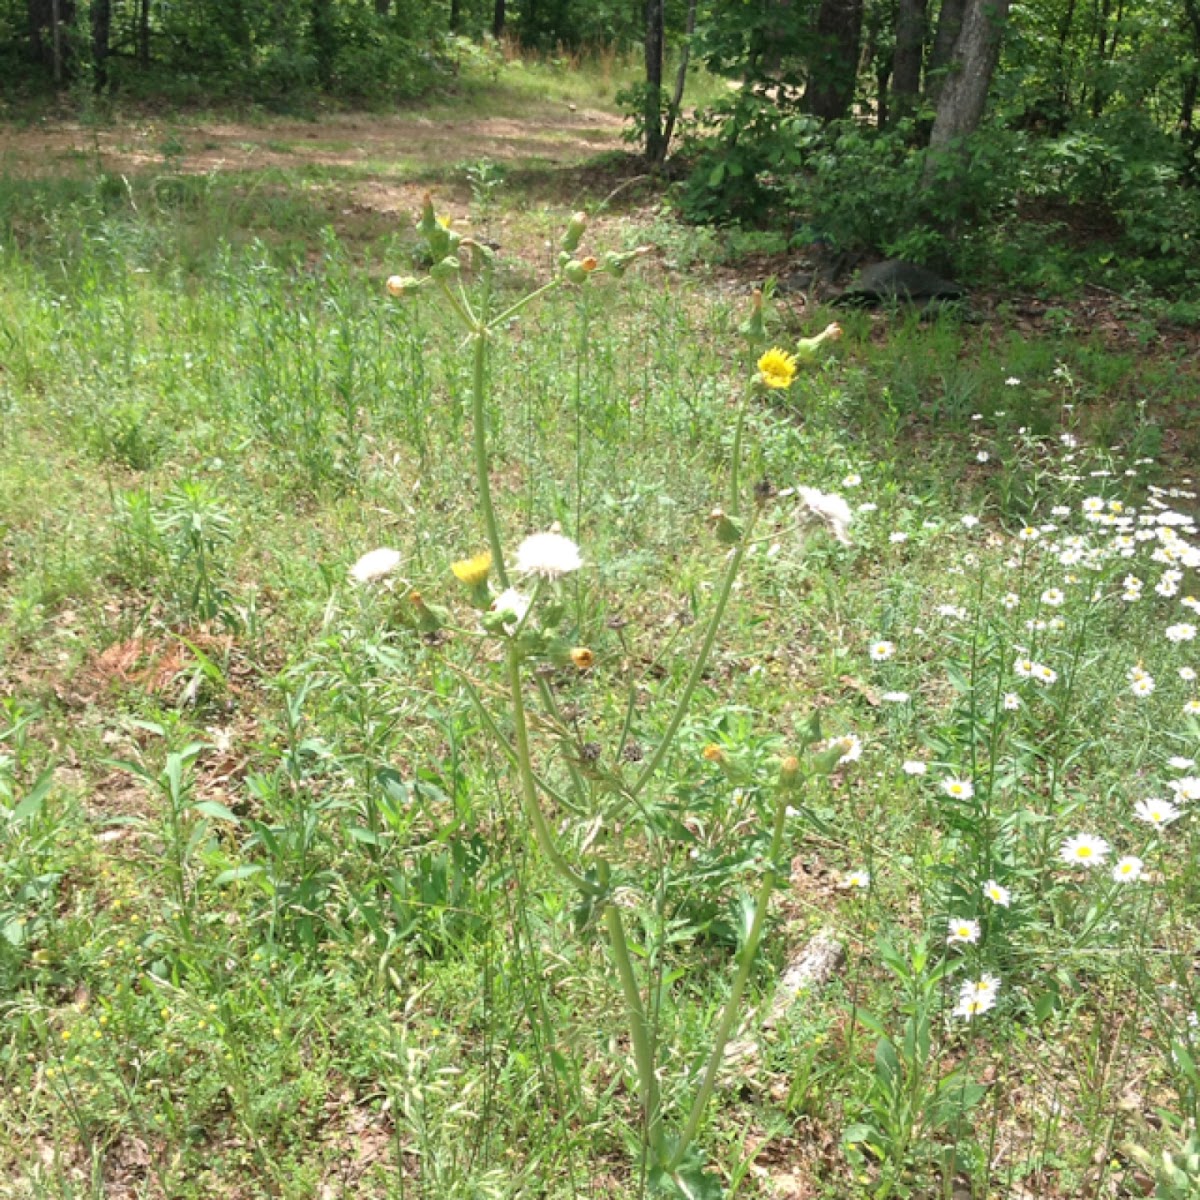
[451,552,492,587]
[757,347,798,390]
[570,647,595,670]
[702,744,726,763]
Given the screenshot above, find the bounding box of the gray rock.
[836,259,966,307]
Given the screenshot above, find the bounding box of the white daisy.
[947,918,981,946]
[1134,797,1181,828]
[1166,624,1197,644]
[1032,663,1058,686]
[870,640,896,662]
[1059,833,1110,867]
[1168,756,1195,771]
[844,869,870,889]
[983,880,1011,907]
[1130,675,1156,698]
[826,734,863,766]
[1003,693,1021,711]
[1181,667,1198,682]
[1040,588,1065,607]
[902,761,927,776]
[1169,776,1200,802]
[880,691,911,703]
[942,778,975,801]
[953,990,996,1020]
[1111,856,1144,883]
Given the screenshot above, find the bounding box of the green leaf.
[708,162,726,187]
[11,767,54,823]
[213,864,264,885]
[194,799,239,822]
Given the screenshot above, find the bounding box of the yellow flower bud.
[570,646,595,670]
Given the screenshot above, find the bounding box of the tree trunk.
[924,0,1011,173]
[803,0,865,122]
[492,0,505,39]
[375,0,390,15]
[311,0,335,88]
[659,0,698,161]
[892,0,927,119]
[644,0,666,163]
[138,0,150,65]
[27,0,74,78]
[925,0,967,104]
[92,0,111,90]
[450,0,461,32]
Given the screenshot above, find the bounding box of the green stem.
[490,278,562,328]
[603,902,663,1155]
[471,328,510,588]
[729,394,749,518]
[668,774,792,1169]
[505,644,591,894]
[632,505,761,798]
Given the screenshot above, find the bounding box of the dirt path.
[0,106,625,179]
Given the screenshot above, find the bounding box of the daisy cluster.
[841,426,1200,1027]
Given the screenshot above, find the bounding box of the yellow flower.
[570,646,595,670]
[702,743,726,763]
[757,347,798,390]
[451,552,492,587]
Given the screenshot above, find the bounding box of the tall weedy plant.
[369,195,843,1196]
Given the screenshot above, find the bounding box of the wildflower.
[1169,776,1200,801]
[1168,756,1196,771]
[937,605,967,619]
[1059,833,1110,866]
[1018,526,1040,542]
[702,744,725,763]
[826,734,863,765]
[570,647,595,670]
[843,868,871,889]
[953,988,997,1020]
[976,451,990,463]
[1133,797,1181,828]
[492,587,531,626]
[902,760,927,776]
[1181,667,1198,682]
[942,778,975,801]
[983,880,1011,907]
[961,515,980,528]
[1082,497,1106,515]
[890,531,909,544]
[947,918,981,946]
[797,487,853,545]
[881,691,911,703]
[515,532,582,579]
[1005,376,1021,386]
[1130,675,1156,698]
[349,548,402,584]
[451,551,492,587]
[1003,593,1020,610]
[1003,693,1021,711]
[1041,588,1065,607]
[869,640,896,662]
[1032,663,1058,686]
[757,347,798,390]
[1185,699,1200,716]
[1166,624,1197,644]
[1014,657,1034,678]
[842,473,862,488]
[1052,505,1071,517]
[1112,856,1144,883]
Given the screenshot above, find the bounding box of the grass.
[3,68,1200,1200]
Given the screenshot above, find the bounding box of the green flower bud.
[561,211,588,253]
[563,260,589,285]
[430,256,462,281]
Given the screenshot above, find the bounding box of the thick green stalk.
[471,328,510,588]
[667,775,791,1168]
[603,902,663,1155]
[505,644,591,894]
[728,394,749,518]
[632,505,761,797]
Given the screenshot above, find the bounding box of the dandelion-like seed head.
[757,347,799,390]
[514,532,583,580]
[350,547,402,584]
[797,486,853,545]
